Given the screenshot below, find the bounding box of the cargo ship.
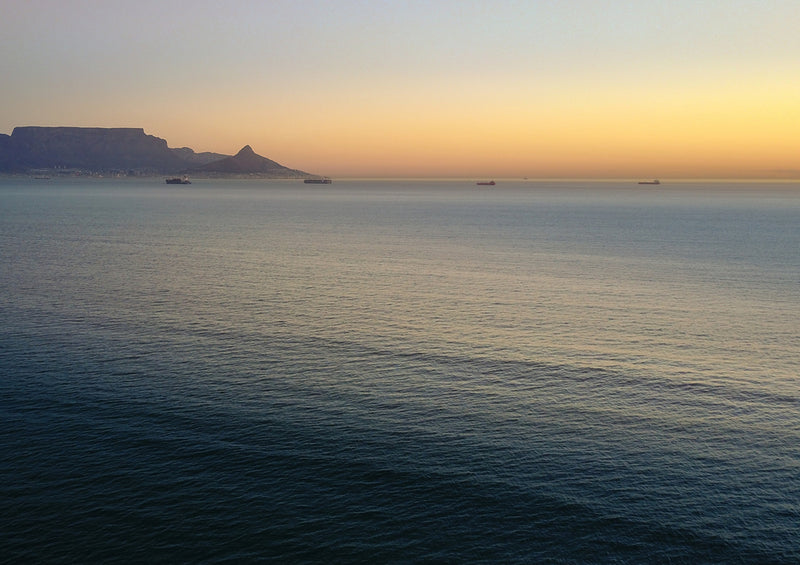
[166,176,191,184]
[638,179,661,185]
[477,180,496,186]
[304,178,332,184]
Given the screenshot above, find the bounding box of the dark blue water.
[2,179,799,563]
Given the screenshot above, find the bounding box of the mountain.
[0,127,314,178]
[194,145,308,178]
[170,146,228,166]
[1,127,187,173]
[0,133,12,171]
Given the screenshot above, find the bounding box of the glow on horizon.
[2,1,799,178]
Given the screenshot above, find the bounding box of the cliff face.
[3,127,187,173]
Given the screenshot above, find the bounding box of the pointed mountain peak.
[195,143,309,177]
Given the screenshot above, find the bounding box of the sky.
[1,0,799,178]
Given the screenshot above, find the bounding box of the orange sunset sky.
[2,1,798,178]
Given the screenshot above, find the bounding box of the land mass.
[0,126,313,178]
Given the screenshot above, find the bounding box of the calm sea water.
[2,178,799,563]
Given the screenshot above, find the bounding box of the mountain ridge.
[193,145,308,177]
[0,126,313,178]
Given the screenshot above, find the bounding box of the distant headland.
[0,126,314,178]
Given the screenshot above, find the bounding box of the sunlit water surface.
[2,179,799,563]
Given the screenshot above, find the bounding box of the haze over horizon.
[2,1,798,179]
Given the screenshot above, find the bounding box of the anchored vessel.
[166,176,191,184]
[304,178,332,184]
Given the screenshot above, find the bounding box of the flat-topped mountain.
[0,126,313,178]
[1,127,187,173]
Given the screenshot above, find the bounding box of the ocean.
[1,178,798,563]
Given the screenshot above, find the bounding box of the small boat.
[477,180,496,186]
[638,179,661,185]
[304,178,332,184]
[166,176,191,184]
